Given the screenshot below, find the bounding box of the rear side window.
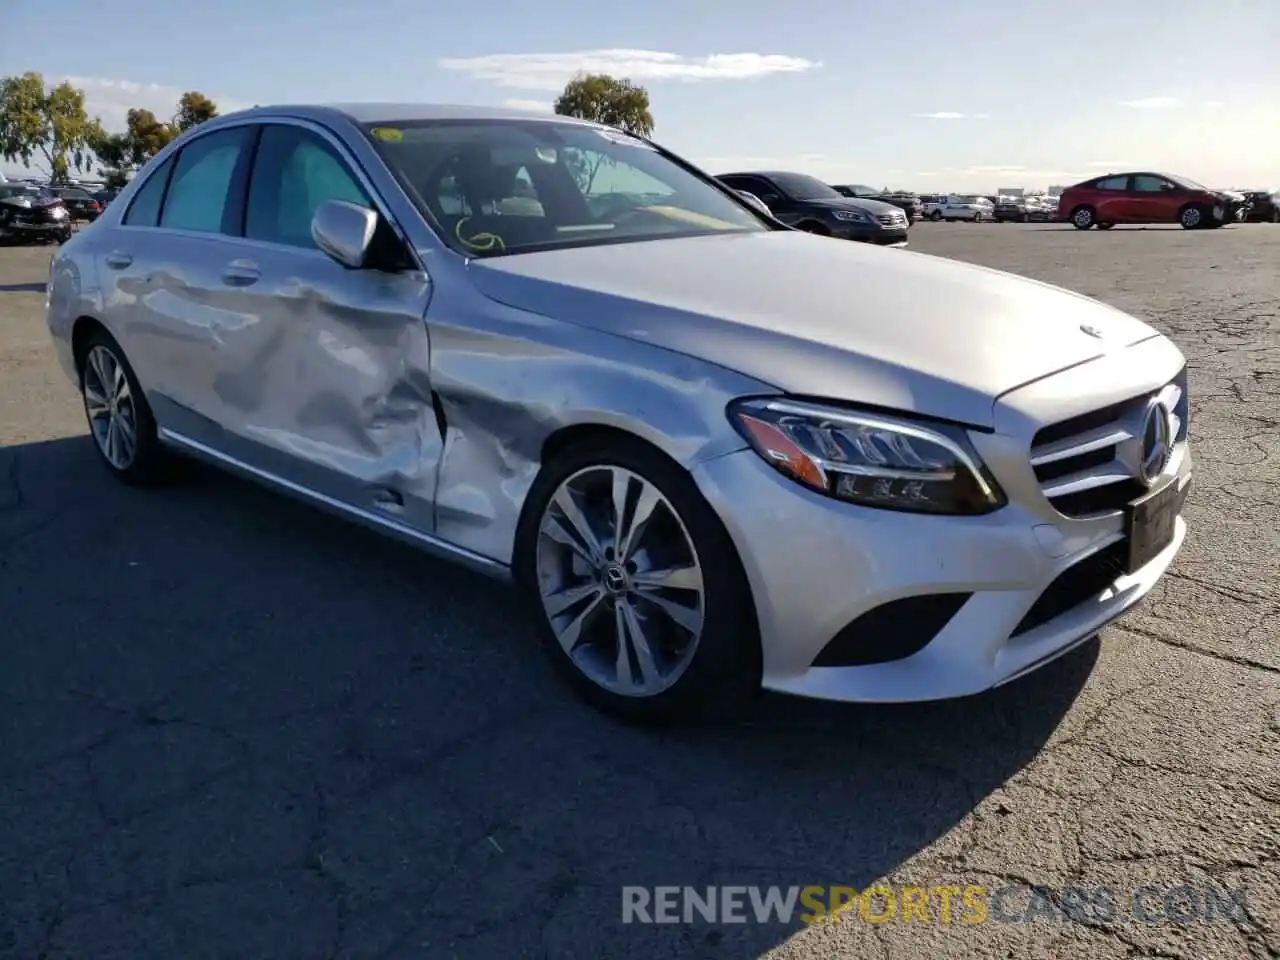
[245,125,370,249]
[1094,176,1129,191]
[123,158,175,227]
[161,127,254,234]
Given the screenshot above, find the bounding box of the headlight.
[51,207,67,219]
[728,398,1006,515]
[831,209,870,222]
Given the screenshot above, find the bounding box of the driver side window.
[1132,175,1171,193]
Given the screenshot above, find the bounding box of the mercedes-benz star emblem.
[1139,402,1173,486]
[603,563,628,594]
[1080,324,1105,339]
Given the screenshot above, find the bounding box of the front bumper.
[692,343,1191,703]
[835,224,910,246]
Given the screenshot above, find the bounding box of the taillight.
[90,200,101,211]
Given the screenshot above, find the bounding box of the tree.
[173,91,218,132]
[554,72,654,137]
[554,73,655,193]
[0,72,104,181]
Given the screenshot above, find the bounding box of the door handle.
[104,251,132,269]
[221,260,261,286]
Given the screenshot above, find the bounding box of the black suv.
[716,172,909,246]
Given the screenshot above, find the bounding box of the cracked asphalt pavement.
[1,222,1277,959]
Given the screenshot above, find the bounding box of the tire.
[1178,204,1205,230]
[929,210,943,221]
[1097,222,1115,230]
[78,329,171,485]
[514,436,761,725]
[1070,206,1096,230]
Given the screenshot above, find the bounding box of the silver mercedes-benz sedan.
[46,103,1192,724]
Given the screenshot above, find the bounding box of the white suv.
[927,195,989,222]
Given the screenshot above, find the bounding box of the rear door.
[1089,175,1132,221]
[198,120,439,530]
[97,126,257,443]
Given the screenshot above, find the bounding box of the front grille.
[1029,368,1188,518]
[1011,539,1128,637]
[877,213,904,225]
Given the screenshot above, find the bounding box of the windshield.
[957,195,983,204]
[1168,173,1209,191]
[766,173,842,201]
[362,119,768,257]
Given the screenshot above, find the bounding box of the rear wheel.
[515,437,760,725]
[1071,206,1096,230]
[79,330,170,484]
[929,210,943,221]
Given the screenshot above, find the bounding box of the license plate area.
[1124,480,1181,574]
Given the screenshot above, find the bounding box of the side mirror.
[312,199,378,269]
[735,190,772,216]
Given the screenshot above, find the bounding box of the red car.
[1058,172,1232,231]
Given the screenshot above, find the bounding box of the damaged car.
[47,104,1193,724]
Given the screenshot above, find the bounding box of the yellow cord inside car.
[455,217,506,254]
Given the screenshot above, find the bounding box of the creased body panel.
[123,230,440,531]
[423,272,767,565]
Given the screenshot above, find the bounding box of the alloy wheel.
[1073,208,1094,229]
[83,344,138,470]
[1181,206,1201,228]
[535,465,705,698]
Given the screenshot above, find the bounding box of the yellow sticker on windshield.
[371,127,404,142]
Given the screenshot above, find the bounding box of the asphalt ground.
[1,221,1277,960]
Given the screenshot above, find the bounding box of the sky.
[2,0,1277,191]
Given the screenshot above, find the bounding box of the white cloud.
[438,49,820,91]
[502,98,555,113]
[1086,160,1134,167]
[1204,100,1225,109]
[914,111,991,120]
[63,76,250,133]
[1119,97,1180,109]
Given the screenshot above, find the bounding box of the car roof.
[717,170,822,180]
[210,102,595,127]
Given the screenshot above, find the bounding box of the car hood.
[803,196,903,216]
[466,231,1159,428]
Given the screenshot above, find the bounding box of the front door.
[1128,174,1179,223]
[207,122,440,531]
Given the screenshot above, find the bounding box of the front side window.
[363,119,767,257]
[246,124,371,249]
[123,157,175,227]
[1132,175,1172,193]
[161,127,253,233]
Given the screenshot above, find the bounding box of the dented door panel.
[190,241,440,531]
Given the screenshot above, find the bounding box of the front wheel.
[929,210,943,221]
[515,437,760,725]
[1179,204,1205,229]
